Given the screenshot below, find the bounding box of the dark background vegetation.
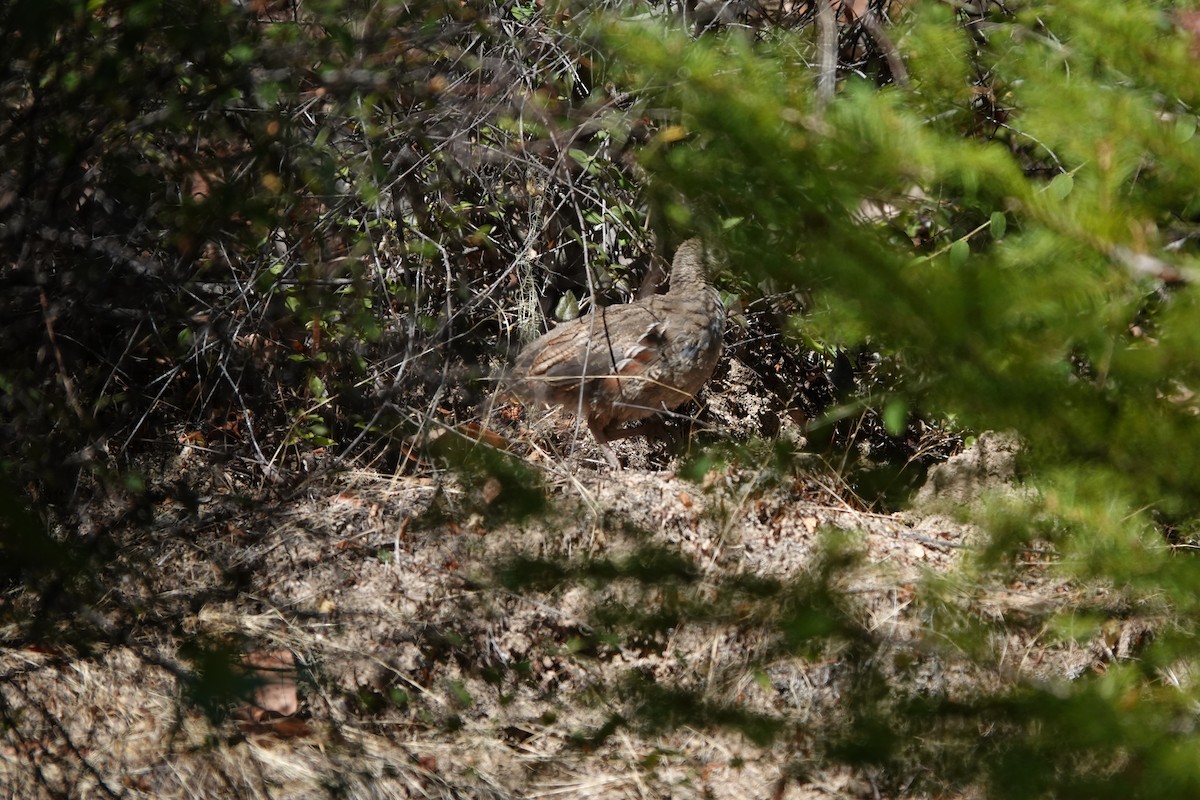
[4,0,1200,796]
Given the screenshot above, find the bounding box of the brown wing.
[513,304,668,408]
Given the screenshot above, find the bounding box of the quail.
[511,239,725,467]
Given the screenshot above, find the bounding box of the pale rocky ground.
[0,421,1134,800]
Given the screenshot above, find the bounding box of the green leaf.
[555,290,581,322]
[949,238,970,267]
[1175,115,1197,144]
[883,399,908,437]
[1049,173,1074,200]
[568,148,592,169]
[990,211,1007,240]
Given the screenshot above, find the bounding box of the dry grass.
[0,436,1122,799]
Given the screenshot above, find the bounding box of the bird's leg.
[587,420,624,469]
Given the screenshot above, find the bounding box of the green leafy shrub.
[580,1,1200,794]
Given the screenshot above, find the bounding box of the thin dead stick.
[816,0,838,109]
[39,289,86,422]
